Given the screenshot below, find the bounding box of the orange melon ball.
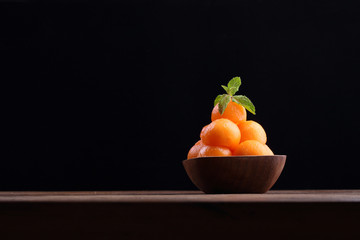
[211,101,247,124]
[198,145,232,157]
[187,140,204,159]
[200,118,241,150]
[237,120,267,144]
[233,140,274,156]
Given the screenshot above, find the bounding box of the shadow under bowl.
[182,155,286,194]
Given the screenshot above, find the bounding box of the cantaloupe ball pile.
[187,77,274,159]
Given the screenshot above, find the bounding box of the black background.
[1,0,359,190]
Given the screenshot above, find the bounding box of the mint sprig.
[214,76,256,115]
[218,94,231,115]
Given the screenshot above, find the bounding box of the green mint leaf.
[227,77,241,95]
[214,94,224,107]
[232,95,256,115]
[228,87,238,96]
[218,95,231,115]
[221,85,229,93]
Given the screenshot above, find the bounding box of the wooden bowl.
[182,155,286,194]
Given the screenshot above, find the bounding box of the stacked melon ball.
[187,77,274,159]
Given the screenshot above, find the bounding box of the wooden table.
[1,190,359,240]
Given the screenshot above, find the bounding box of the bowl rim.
[183,155,287,162]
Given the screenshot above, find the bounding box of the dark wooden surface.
[1,190,360,240]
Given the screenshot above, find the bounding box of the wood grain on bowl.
[183,155,286,194]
